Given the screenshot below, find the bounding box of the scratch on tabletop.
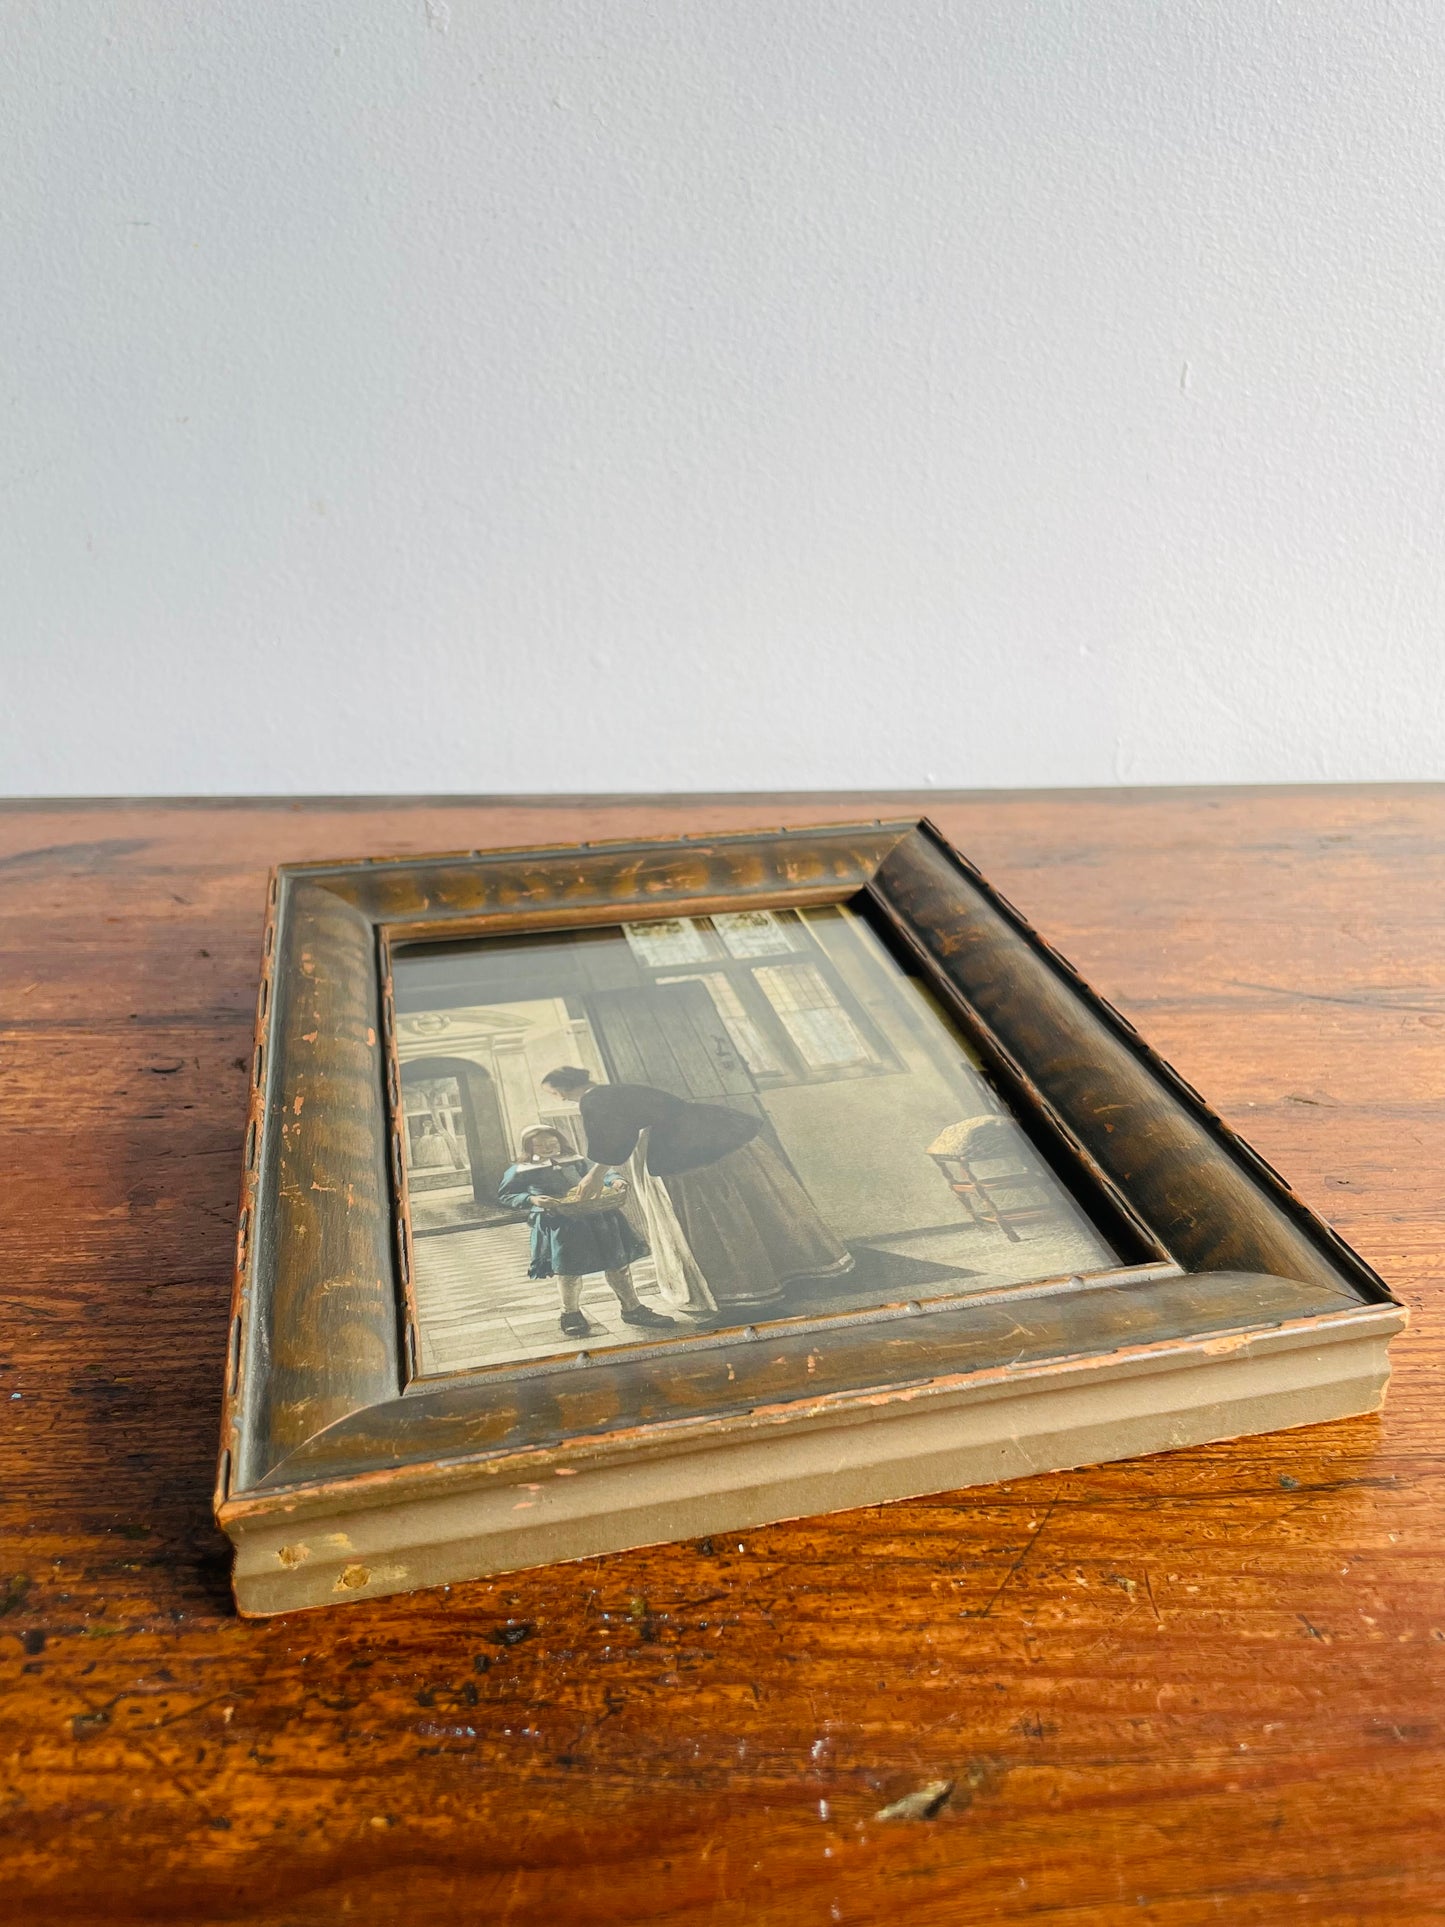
[70,1689,203,1806]
[1142,1568,1163,1625]
[497,1865,528,1926]
[144,1692,237,1735]
[1076,1630,1121,1665]
[1231,978,1445,1016]
[1236,1475,1396,1540]
[965,1499,1058,1620]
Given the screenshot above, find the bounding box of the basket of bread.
[537,1179,632,1217]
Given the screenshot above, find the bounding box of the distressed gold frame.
[216,820,1403,1611]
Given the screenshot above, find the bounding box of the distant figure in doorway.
[497,1124,675,1340]
[539,1069,853,1313]
[410,1116,458,1171]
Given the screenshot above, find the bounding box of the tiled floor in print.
[411,1219,682,1376]
[410,1201,1112,1377]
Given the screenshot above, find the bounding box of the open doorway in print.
[400,1058,512,1233]
[392,904,1120,1378]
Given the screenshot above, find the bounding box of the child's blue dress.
[497,1156,649,1281]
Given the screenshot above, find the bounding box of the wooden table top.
[2,787,1442,1925]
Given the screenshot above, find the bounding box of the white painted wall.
[4,2,1444,797]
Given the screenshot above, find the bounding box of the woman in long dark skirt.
[497,1125,675,1339]
[539,1070,852,1312]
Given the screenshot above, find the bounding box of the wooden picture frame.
[216,819,1404,1616]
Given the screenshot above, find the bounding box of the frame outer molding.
[245,876,399,1487]
[875,827,1383,1304]
[219,818,1400,1577]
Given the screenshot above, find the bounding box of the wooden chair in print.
[925,1115,1058,1244]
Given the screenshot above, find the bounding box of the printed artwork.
[392,904,1117,1377]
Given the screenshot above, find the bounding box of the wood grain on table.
[1,788,1442,1926]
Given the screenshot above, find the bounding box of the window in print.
[752,962,882,1071]
[622,919,713,968]
[656,970,787,1077]
[635,909,898,1087]
[712,910,798,959]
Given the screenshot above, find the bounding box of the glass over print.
[391,903,1118,1377]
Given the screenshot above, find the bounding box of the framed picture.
[217,820,1403,1615]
